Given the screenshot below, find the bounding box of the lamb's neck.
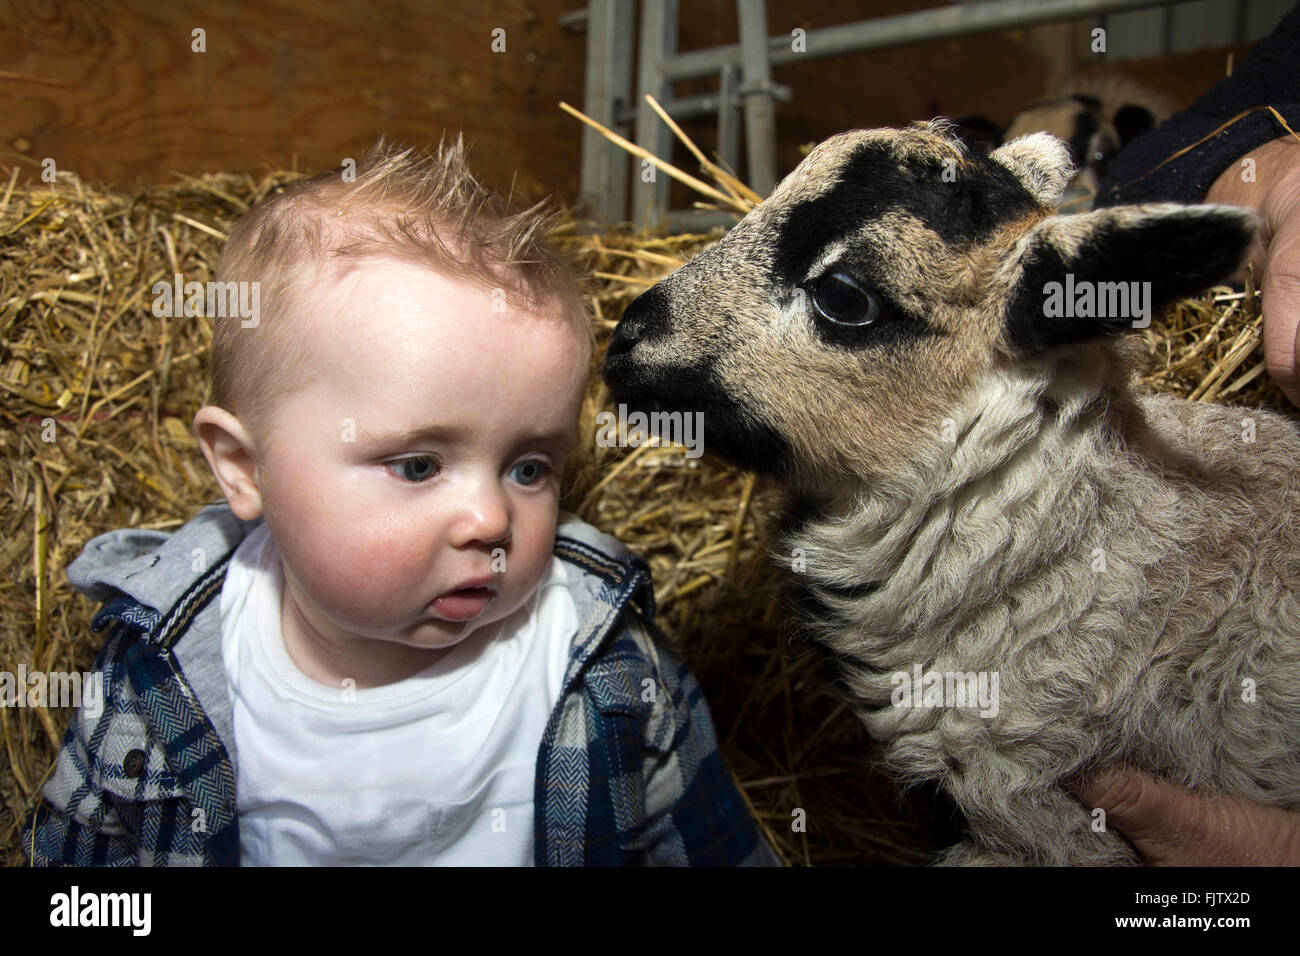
[783,351,1141,644]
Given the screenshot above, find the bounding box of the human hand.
[1073,767,1300,866]
[1205,134,1300,407]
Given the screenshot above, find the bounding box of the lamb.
[601,121,1300,865]
[1001,75,1173,200]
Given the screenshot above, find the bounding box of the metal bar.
[558,8,589,32]
[615,91,728,125]
[634,0,678,227]
[661,0,1203,80]
[737,0,777,196]
[579,0,635,222]
[718,63,741,175]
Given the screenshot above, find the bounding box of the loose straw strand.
[642,94,764,207]
[558,101,751,215]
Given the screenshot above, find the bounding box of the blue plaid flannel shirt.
[22,503,782,867]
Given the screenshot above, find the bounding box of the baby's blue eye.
[389,456,439,483]
[510,459,549,486]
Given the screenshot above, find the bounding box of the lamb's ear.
[990,133,1074,206]
[1006,204,1256,353]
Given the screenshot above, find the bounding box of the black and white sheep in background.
[602,121,1300,865]
[954,76,1172,206]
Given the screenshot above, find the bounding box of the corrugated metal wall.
[1104,0,1292,58]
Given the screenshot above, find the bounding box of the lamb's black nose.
[602,324,637,387]
[604,319,638,363]
[603,285,670,378]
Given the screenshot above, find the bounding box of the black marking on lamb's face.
[602,353,796,481]
[772,140,1040,290]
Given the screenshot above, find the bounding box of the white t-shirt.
[219,523,578,866]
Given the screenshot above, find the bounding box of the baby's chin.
[402,617,484,651]
[397,589,531,650]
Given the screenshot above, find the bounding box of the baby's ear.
[990,133,1075,207]
[193,406,263,520]
[1005,203,1256,352]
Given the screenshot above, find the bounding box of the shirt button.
[123,749,146,777]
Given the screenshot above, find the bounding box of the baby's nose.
[456,496,511,548]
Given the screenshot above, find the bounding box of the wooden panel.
[0,0,586,199]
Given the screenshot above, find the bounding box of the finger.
[1260,197,1300,407]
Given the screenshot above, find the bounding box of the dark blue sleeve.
[1097,2,1300,206]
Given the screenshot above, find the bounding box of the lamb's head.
[602,121,1254,494]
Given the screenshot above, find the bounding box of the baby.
[23,137,779,867]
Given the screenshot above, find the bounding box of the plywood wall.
[0,0,587,199]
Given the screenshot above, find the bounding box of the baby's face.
[253,256,587,656]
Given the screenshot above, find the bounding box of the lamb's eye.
[812,272,880,326]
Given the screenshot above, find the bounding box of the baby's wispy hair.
[210,134,592,437]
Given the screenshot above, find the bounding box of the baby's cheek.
[502,511,558,594]
[287,516,435,623]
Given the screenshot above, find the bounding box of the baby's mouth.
[430,586,496,622]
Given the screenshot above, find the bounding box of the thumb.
[1075,768,1300,866]
[1075,769,1198,865]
